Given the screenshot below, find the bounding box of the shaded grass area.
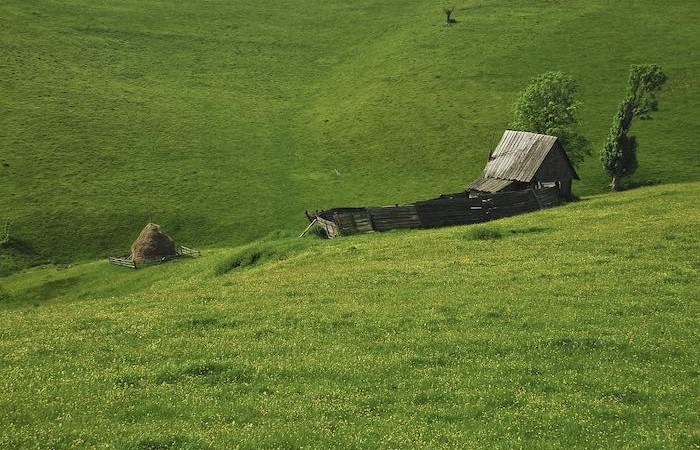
[0,183,697,448]
[0,0,698,271]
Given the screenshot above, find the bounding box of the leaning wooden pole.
[299,218,318,237]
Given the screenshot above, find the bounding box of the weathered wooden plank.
[369,205,422,231]
[108,257,137,269]
[353,216,374,233]
[349,211,373,233]
[317,216,339,238]
[484,131,559,183]
[533,188,562,208]
[178,246,201,257]
[484,191,534,207]
[416,197,473,227]
[488,201,540,213]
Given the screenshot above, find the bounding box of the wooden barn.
[468,130,579,198]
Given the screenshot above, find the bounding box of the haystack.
[130,223,176,263]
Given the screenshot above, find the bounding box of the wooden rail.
[108,255,136,269]
[108,245,200,269]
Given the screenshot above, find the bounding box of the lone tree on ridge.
[444,6,457,24]
[601,64,667,190]
[510,71,591,168]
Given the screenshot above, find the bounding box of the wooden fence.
[108,245,200,269]
[308,187,562,238]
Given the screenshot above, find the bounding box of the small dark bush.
[465,226,503,241]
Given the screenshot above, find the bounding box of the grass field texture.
[1,183,698,448]
[1,1,698,447]
[1,0,699,271]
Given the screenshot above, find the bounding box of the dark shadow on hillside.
[21,277,80,303]
[0,236,36,255]
[624,179,662,190]
[507,226,550,236]
[0,237,46,278]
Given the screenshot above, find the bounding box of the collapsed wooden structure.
[305,130,576,239]
[306,187,561,239]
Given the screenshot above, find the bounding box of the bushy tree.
[601,64,667,190]
[510,71,591,167]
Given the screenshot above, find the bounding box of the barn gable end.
[468,130,579,198]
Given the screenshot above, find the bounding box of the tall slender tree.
[601,64,667,190]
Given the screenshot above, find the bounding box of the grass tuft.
[465,226,503,241]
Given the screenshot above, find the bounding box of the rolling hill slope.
[1,0,698,271]
[1,183,698,448]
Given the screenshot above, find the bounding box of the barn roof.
[468,176,516,193]
[482,130,578,182]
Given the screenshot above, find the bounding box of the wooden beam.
[299,218,318,237]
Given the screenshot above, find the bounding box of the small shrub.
[465,226,503,241]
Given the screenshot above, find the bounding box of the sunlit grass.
[1,184,697,448]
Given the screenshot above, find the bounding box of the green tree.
[510,71,591,167]
[601,64,667,190]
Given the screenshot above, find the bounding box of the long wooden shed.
[469,130,579,198]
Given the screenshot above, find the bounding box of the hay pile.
[130,223,176,263]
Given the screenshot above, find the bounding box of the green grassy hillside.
[1,0,698,270]
[1,183,698,448]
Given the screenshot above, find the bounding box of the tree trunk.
[611,173,621,191]
[611,161,623,191]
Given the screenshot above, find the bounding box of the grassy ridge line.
[0,183,697,448]
[1,0,699,270]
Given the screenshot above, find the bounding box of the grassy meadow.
[1,0,699,271]
[1,0,699,448]
[1,183,699,448]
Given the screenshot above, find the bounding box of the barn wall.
[311,187,564,238]
[533,145,575,197]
